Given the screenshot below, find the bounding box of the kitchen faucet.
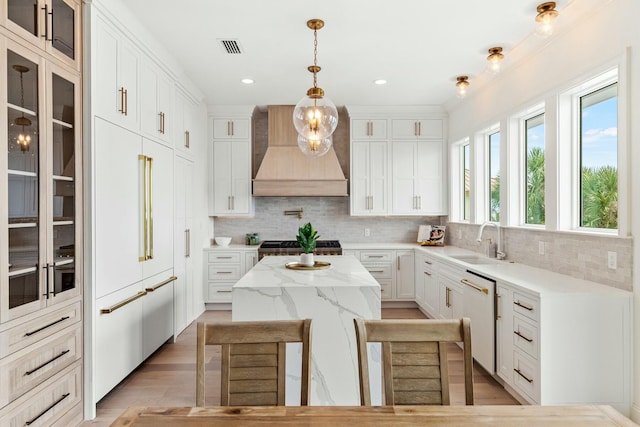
[476,222,506,260]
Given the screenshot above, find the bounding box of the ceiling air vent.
[219,39,243,54]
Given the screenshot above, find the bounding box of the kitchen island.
[232,255,381,405]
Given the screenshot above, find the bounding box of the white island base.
[232,255,381,405]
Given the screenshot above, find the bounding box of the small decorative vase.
[300,253,314,267]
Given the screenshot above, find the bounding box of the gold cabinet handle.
[119,87,128,115]
[100,291,147,314]
[185,130,190,148]
[185,229,190,257]
[145,275,177,292]
[418,121,421,136]
[139,155,154,261]
[495,293,501,320]
[460,278,489,295]
[159,112,165,134]
[123,88,128,115]
[446,287,451,307]
[231,120,234,136]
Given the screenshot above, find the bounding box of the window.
[488,131,500,221]
[525,114,545,225]
[579,83,617,229]
[463,143,470,220]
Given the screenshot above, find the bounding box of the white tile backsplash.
[445,222,632,291]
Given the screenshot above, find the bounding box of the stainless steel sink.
[449,255,497,265]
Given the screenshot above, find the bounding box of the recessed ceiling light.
[241,78,254,84]
[373,79,387,85]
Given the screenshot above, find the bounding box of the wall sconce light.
[292,19,339,156]
[455,76,470,99]
[486,47,504,74]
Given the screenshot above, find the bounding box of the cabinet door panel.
[416,140,444,214]
[391,142,416,213]
[92,16,118,122]
[395,250,414,299]
[139,63,158,138]
[369,141,387,214]
[118,41,139,127]
[350,142,369,214]
[94,119,142,298]
[230,140,250,214]
[212,140,232,214]
[142,279,174,359]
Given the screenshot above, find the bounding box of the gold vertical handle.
[446,287,451,307]
[185,229,190,257]
[159,112,165,134]
[185,130,190,148]
[418,121,421,136]
[139,155,148,261]
[123,88,128,116]
[496,293,501,320]
[147,156,154,260]
[397,255,400,271]
[231,121,234,136]
[227,121,231,136]
[418,195,421,210]
[119,87,128,115]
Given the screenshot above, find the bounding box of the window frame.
[449,138,470,222]
[520,108,546,228]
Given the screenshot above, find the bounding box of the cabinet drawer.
[512,351,539,403]
[208,284,234,302]
[378,279,393,300]
[0,301,81,359]
[0,326,81,407]
[208,251,241,264]
[208,264,242,281]
[363,263,392,279]
[360,251,392,262]
[0,363,81,427]
[513,315,538,360]
[512,291,539,322]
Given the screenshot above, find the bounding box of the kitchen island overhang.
[232,255,382,405]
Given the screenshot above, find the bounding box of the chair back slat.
[197,319,312,407]
[354,318,473,406]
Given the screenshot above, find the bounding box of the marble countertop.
[233,255,380,289]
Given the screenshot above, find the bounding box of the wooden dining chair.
[196,319,312,406]
[354,317,473,406]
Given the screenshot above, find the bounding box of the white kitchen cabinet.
[204,248,257,303]
[140,60,173,144]
[173,157,194,335]
[212,118,249,139]
[94,119,174,298]
[415,252,437,317]
[392,139,445,215]
[210,139,252,216]
[395,250,415,299]
[351,119,387,140]
[437,264,464,320]
[495,280,631,414]
[391,119,442,140]
[142,277,174,360]
[4,0,81,70]
[174,90,196,157]
[92,11,139,129]
[350,140,388,215]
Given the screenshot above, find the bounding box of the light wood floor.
[82,308,518,425]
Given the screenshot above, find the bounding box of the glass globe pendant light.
[293,19,338,154]
[297,133,332,157]
[13,64,32,152]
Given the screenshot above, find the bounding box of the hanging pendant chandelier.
[292,19,338,157]
[13,64,32,152]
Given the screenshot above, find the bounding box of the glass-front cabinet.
[3,40,81,322]
[3,0,80,69]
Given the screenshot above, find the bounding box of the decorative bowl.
[215,237,232,247]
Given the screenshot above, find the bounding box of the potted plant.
[296,222,319,266]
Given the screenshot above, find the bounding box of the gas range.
[258,240,342,259]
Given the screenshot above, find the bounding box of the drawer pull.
[460,278,489,294]
[424,271,431,276]
[24,349,71,376]
[100,291,147,314]
[514,368,534,383]
[24,316,70,337]
[217,290,232,293]
[216,256,233,259]
[424,260,432,265]
[25,392,70,425]
[145,275,177,292]
[514,330,533,343]
[368,270,385,273]
[216,271,233,274]
[367,255,384,258]
[514,300,534,311]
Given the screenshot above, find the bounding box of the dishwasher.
[461,269,496,374]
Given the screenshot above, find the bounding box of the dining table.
[110,405,638,426]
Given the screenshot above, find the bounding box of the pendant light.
[297,134,332,157]
[13,64,32,152]
[292,19,338,154]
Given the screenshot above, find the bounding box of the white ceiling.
[124,0,574,108]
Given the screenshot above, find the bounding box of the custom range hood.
[253,105,348,196]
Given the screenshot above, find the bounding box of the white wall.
[446,0,639,420]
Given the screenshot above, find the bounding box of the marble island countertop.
[233,255,380,289]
